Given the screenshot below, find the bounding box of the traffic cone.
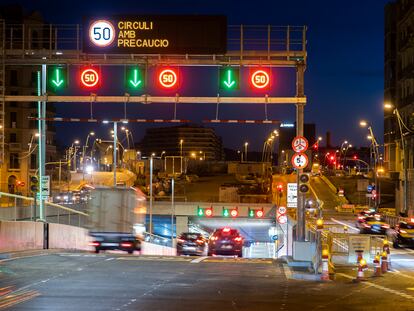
[383,240,391,270]
[321,249,330,281]
[381,251,388,274]
[373,253,381,277]
[355,258,367,282]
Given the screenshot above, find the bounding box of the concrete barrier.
[0,221,44,252]
[141,241,176,256]
[48,223,92,251]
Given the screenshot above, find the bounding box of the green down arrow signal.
[51,68,64,87]
[129,69,142,88]
[223,70,236,88]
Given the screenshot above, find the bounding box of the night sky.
[5,0,389,151]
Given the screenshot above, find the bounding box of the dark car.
[208,228,244,257]
[390,220,414,248]
[356,210,376,224]
[176,233,207,256]
[89,232,141,254]
[356,214,390,234]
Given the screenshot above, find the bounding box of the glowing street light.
[360,120,368,128]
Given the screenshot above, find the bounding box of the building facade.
[0,7,57,195]
[384,0,414,216]
[138,125,224,161]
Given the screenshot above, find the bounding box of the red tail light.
[177,238,185,243]
[121,242,133,248]
[363,223,371,228]
[222,228,231,233]
[196,239,204,244]
[381,224,390,229]
[234,236,242,243]
[89,241,100,247]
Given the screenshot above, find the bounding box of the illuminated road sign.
[159,68,178,88]
[291,153,309,169]
[219,67,239,90]
[251,69,270,89]
[88,20,116,47]
[126,67,144,89]
[81,68,100,88]
[292,136,309,153]
[47,66,67,91]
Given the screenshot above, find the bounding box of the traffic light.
[222,207,230,217]
[277,183,284,197]
[29,175,39,194]
[205,207,213,217]
[316,218,324,230]
[223,207,238,217]
[299,173,310,194]
[47,65,68,91]
[125,66,145,90]
[197,206,213,217]
[248,208,264,218]
[219,67,239,90]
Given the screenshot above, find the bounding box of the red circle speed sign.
[159,69,178,88]
[81,68,99,88]
[251,70,270,89]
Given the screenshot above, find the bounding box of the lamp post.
[384,103,414,215]
[244,142,249,162]
[82,131,95,174]
[360,120,380,209]
[71,140,80,172]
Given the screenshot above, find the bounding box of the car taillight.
[363,223,371,228]
[223,228,231,233]
[400,230,407,234]
[358,216,364,220]
[381,224,390,229]
[177,238,185,243]
[89,241,100,247]
[121,242,133,248]
[210,236,218,241]
[234,237,242,243]
[196,239,204,244]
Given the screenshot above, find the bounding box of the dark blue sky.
[8,0,390,151]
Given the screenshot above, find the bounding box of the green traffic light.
[249,209,254,217]
[219,67,239,90]
[197,206,204,217]
[126,66,144,89]
[223,208,229,217]
[47,66,67,91]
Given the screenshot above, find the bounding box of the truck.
[87,187,146,254]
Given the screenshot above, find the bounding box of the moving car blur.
[356,213,390,234]
[389,219,414,248]
[176,233,207,256]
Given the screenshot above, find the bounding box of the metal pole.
[396,110,408,215]
[149,156,153,235]
[171,178,174,247]
[41,65,46,221]
[296,62,305,241]
[58,161,62,192]
[113,122,117,187]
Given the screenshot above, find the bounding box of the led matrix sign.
[83,15,227,54]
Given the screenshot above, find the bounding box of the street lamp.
[244,142,248,162]
[384,103,414,215]
[82,131,95,172]
[179,139,184,157]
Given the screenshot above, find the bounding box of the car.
[356,210,376,225]
[390,219,414,248]
[89,232,141,254]
[208,227,244,257]
[356,214,390,234]
[176,233,207,256]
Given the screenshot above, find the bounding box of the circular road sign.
[291,153,309,169]
[292,136,309,153]
[251,70,270,89]
[278,206,287,215]
[272,234,279,241]
[89,20,116,47]
[159,69,178,88]
[81,68,100,88]
[277,214,287,224]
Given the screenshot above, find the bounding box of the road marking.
[330,218,359,232]
[389,270,414,281]
[282,264,293,279]
[190,256,207,263]
[338,273,414,300]
[203,258,273,264]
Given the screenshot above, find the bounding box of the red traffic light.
[256,209,264,218]
[353,155,358,160]
[277,184,283,192]
[205,208,213,217]
[330,156,334,161]
[230,209,238,217]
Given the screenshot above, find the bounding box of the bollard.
[381,251,388,273]
[321,249,330,281]
[373,253,381,277]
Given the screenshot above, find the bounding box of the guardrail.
[0,192,89,226]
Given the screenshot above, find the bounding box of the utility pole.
[296,61,306,242]
[113,122,117,187]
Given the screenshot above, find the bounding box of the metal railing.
[0,191,89,226]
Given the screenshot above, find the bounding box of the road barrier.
[373,253,381,277]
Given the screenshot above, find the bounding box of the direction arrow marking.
[129,69,142,87]
[223,70,236,88]
[51,69,64,87]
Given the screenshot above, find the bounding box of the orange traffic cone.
[381,251,388,274]
[321,249,330,281]
[373,253,381,277]
[383,240,391,270]
[355,258,367,282]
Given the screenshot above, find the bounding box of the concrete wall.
[141,241,176,256]
[0,221,44,252]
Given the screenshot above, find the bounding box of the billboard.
[83,15,227,54]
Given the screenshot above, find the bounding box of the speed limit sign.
[291,153,309,169]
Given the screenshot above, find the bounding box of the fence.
[0,192,89,227]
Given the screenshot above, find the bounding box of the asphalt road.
[1,253,414,310]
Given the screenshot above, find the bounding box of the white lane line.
[389,270,414,281]
[338,273,414,300]
[282,264,292,279]
[330,218,359,232]
[190,256,207,263]
[402,248,414,254]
